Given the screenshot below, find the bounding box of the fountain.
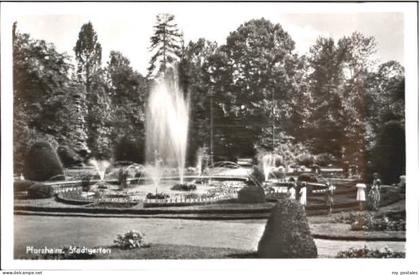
[88,159,111,181]
[261,154,281,182]
[145,79,189,192]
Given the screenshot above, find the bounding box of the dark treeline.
[13,15,405,184]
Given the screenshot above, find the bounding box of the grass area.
[96,243,255,259]
[16,243,256,260]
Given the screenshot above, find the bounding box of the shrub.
[370,120,405,185]
[249,165,265,185]
[297,153,315,167]
[113,230,148,250]
[238,185,265,203]
[183,193,200,200]
[23,141,65,181]
[258,199,317,258]
[314,153,336,166]
[81,175,92,192]
[114,136,144,164]
[335,212,406,231]
[57,145,84,168]
[27,183,55,199]
[336,246,405,258]
[171,183,197,191]
[146,192,170,200]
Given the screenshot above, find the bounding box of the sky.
[13,3,404,76]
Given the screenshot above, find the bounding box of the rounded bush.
[23,141,65,181]
[27,183,54,199]
[57,145,84,168]
[258,198,317,258]
[238,185,265,203]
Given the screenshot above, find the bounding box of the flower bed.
[334,212,405,231]
[56,190,95,205]
[113,230,149,250]
[171,183,197,191]
[336,246,405,258]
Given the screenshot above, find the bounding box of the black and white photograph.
[0,1,419,274]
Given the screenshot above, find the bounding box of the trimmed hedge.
[258,199,317,258]
[238,186,265,203]
[27,183,55,199]
[23,141,65,181]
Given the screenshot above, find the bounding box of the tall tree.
[178,38,218,164]
[106,50,149,162]
[306,37,346,159]
[208,18,299,158]
[147,13,183,80]
[74,22,102,95]
[338,32,377,173]
[74,22,111,159]
[13,26,88,171]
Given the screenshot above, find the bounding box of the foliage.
[74,22,102,93]
[13,17,405,182]
[238,185,265,203]
[146,192,170,200]
[113,136,144,164]
[206,19,300,157]
[13,25,88,172]
[369,121,405,185]
[57,145,84,168]
[106,51,148,151]
[179,39,218,165]
[147,13,183,79]
[113,230,148,250]
[336,246,405,258]
[258,199,318,258]
[335,212,406,231]
[27,183,55,199]
[56,190,94,204]
[23,141,65,181]
[306,37,346,158]
[74,22,113,159]
[171,183,197,191]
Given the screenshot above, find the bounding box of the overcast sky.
[14,4,404,76]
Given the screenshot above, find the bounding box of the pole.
[210,89,214,167]
[272,89,275,150]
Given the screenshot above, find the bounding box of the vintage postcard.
[1,2,419,275]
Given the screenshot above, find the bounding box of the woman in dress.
[299,182,307,210]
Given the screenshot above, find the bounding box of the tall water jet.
[261,154,281,181]
[89,159,110,181]
[145,80,189,189]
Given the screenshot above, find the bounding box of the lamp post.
[209,88,214,167]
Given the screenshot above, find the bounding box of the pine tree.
[147,13,183,80]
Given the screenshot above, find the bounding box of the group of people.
[287,180,335,214]
[285,172,383,213]
[287,181,307,207]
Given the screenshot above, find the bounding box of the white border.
[1,2,418,274]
